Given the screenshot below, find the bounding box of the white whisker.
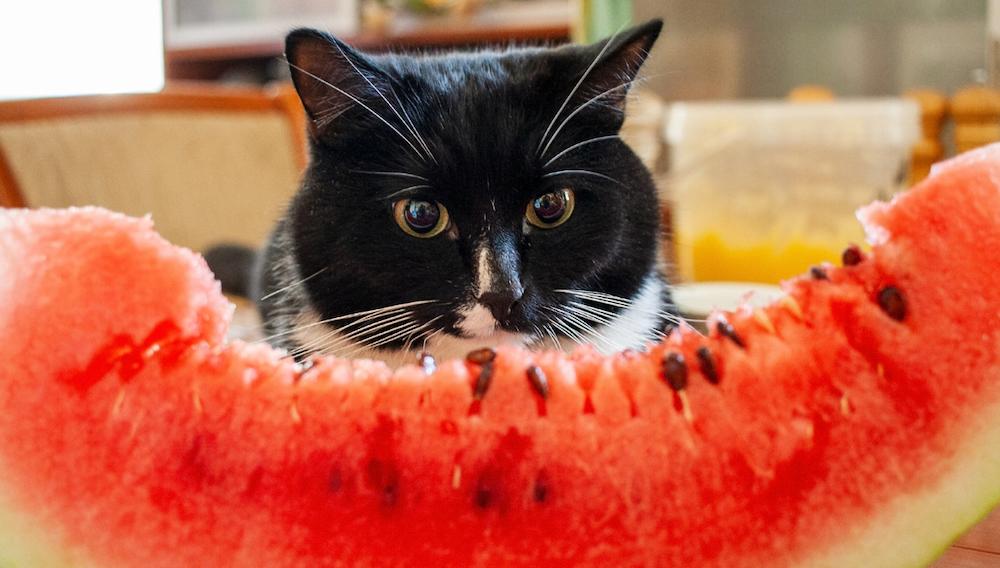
[295,313,416,358]
[567,300,618,317]
[554,306,619,351]
[542,135,620,169]
[542,170,621,185]
[290,328,337,358]
[558,289,634,308]
[287,61,427,161]
[407,325,440,355]
[536,22,627,156]
[528,324,546,348]
[341,315,443,359]
[541,324,564,352]
[385,184,433,200]
[330,41,429,163]
[400,316,443,354]
[338,320,422,357]
[421,327,444,350]
[388,85,438,165]
[538,76,647,160]
[400,326,422,354]
[260,299,436,343]
[543,306,589,345]
[561,291,632,309]
[351,170,429,182]
[328,308,442,356]
[558,289,698,329]
[259,267,327,302]
[565,302,616,326]
[266,308,405,346]
[553,319,588,346]
[330,311,416,344]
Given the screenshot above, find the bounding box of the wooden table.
[933,507,1000,567]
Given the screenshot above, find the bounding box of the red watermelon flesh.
[1,146,1000,567]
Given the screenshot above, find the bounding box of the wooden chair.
[0,82,307,252]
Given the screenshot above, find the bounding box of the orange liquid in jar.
[677,231,861,284]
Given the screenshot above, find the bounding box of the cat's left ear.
[572,19,663,114]
[285,28,392,136]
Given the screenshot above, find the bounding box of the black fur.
[227,20,674,359]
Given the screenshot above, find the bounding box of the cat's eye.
[526,189,575,229]
[393,199,450,238]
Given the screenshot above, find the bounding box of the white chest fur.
[292,273,668,367]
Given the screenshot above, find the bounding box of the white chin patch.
[455,303,526,346]
[458,303,497,337]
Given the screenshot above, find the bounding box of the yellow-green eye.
[394,199,450,238]
[526,188,575,229]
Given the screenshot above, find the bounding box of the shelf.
[166,2,572,81]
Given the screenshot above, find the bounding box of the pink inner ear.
[286,28,390,128]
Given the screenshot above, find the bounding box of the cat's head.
[282,20,668,358]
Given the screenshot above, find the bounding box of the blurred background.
[165,0,991,99]
[1,0,1000,292]
[2,3,999,563]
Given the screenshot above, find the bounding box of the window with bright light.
[0,0,164,101]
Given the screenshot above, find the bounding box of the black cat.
[210,19,677,366]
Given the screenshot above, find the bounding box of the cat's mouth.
[464,329,530,345]
[456,302,536,342]
[458,303,510,337]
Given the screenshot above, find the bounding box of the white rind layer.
[803,393,1000,568]
[0,482,96,567]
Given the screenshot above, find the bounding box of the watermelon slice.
[1,145,1000,567]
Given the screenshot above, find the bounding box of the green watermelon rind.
[803,397,1000,568]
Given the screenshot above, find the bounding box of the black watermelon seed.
[418,351,436,375]
[810,266,829,280]
[466,347,497,365]
[473,362,494,400]
[842,245,864,267]
[662,352,688,391]
[533,476,550,504]
[715,319,746,349]
[474,482,493,509]
[526,365,549,399]
[382,483,399,507]
[695,346,719,385]
[877,286,906,321]
[366,458,400,508]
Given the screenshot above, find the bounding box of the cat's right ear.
[285,28,390,136]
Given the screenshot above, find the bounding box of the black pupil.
[533,192,566,222]
[404,200,440,232]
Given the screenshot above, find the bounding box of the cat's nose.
[478,286,523,322]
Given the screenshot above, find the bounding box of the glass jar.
[665,99,919,284]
